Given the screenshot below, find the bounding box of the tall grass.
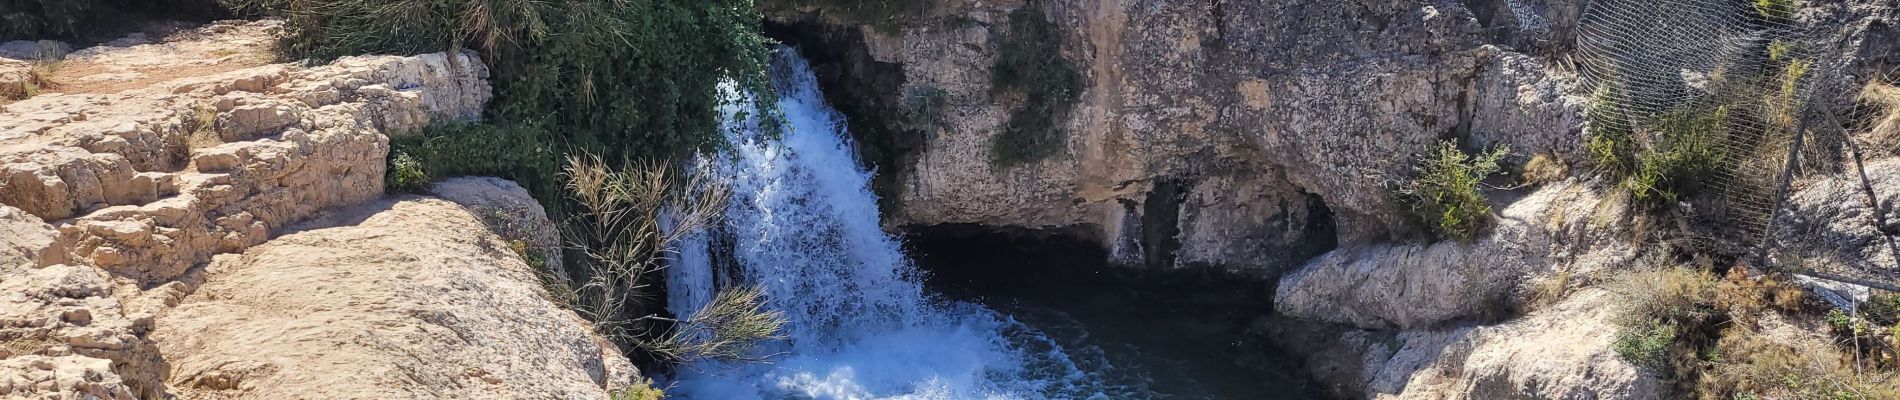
[560,154,785,364]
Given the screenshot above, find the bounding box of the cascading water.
[663,47,1110,399]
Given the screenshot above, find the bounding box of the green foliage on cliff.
[225,0,775,164]
[1,0,226,39]
[386,122,562,201]
[989,5,1082,168]
[1399,141,1507,242]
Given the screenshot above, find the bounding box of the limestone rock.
[775,0,1590,276]
[1362,290,1663,400]
[1777,157,1900,283]
[429,177,567,283]
[1274,181,1637,329]
[0,20,490,284]
[154,197,633,399]
[0,20,536,400]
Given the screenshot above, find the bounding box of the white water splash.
[663,48,1101,400]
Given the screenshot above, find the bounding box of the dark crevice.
[1142,179,1188,270]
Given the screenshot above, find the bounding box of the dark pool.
[905,225,1324,400]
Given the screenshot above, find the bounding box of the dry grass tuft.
[1521,152,1569,186]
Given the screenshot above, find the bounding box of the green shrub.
[233,0,776,165]
[1614,321,1679,370]
[1754,0,1798,20]
[988,5,1082,167]
[1608,264,1721,373]
[1399,140,1508,241]
[609,380,666,400]
[1587,86,1638,176]
[385,150,430,193]
[386,122,562,203]
[1627,106,1729,207]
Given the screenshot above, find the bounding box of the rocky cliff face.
[0,21,628,399]
[771,0,1590,276]
[767,0,1900,398]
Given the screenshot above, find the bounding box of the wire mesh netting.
[1576,0,1900,290]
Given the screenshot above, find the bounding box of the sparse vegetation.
[988,5,1082,167]
[1754,0,1799,21]
[1587,85,1638,176]
[2,59,61,102]
[1397,140,1509,241]
[186,106,222,149]
[643,286,787,363]
[1604,250,1900,399]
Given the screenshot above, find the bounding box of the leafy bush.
[386,122,562,201]
[230,0,776,164]
[385,150,430,193]
[1865,291,1900,326]
[988,5,1082,167]
[1399,140,1508,241]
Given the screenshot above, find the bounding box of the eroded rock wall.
[771,0,1590,276]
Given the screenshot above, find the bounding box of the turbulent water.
[663,48,1118,399]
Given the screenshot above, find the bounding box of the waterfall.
[663,48,1099,399]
